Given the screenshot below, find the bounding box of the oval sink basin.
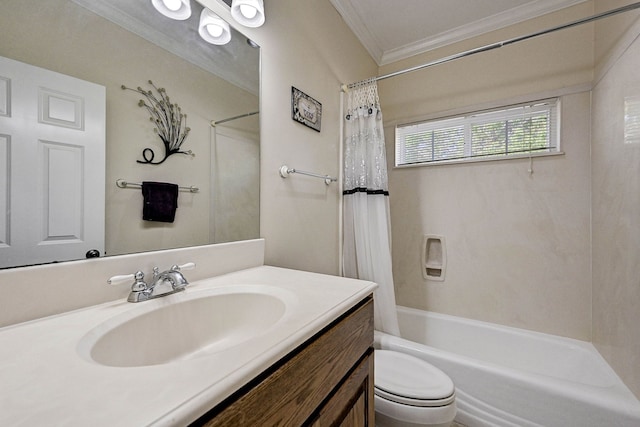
[79,286,290,367]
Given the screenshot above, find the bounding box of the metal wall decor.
[122,80,194,164]
[291,86,322,132]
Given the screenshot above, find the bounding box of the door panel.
[0,77,9,116]
[42,141,83,241]
[0,55,105,268]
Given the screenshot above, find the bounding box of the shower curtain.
[343,80,400,336]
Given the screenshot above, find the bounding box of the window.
[395,98,560,167]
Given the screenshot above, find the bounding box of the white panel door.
[0,55,105,268]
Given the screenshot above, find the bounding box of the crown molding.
[329,0,385,64]
[333,0,589,66]
[381,0,589,65]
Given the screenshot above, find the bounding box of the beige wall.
[592,0,640,399]
[200,0,378,275]
[377,2,595,341]
[258,0,376,274]
[0,0,259,259]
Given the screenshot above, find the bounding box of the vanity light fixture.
[198,8,232,45]
[151,0,192,20]
[230,0,265,28]
[150,0,264,45]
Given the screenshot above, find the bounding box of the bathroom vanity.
[0,264,376,426]
[194,296,374,426]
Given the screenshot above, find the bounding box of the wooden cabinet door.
[310,349,374,427]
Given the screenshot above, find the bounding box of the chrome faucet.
[150,264,190,292]
[108,262,196,303]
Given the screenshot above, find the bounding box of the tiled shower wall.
[591,6,640,399]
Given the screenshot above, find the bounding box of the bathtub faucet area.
[107,262,196,303]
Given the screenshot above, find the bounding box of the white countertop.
[0,266,376,426]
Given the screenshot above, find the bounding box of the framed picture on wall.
[291,86,322,132]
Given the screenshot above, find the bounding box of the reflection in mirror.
[0,0,260,269]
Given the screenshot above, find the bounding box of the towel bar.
[116,179,199,193]
[279,165,337,185]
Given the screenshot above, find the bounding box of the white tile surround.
[0,239,265,328]
[591,8,640,399]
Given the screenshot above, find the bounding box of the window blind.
[396,99,559,166]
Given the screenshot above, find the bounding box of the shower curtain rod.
[343,1,640,90]
[210,111,259,127]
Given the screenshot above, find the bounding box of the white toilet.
[374,349,457,427]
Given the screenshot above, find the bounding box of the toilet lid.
[375,350,455,406]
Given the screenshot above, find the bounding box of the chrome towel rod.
[343,1,640,90]
[279,165,337,185]
[116,179,199,193]
[210,111,259,126]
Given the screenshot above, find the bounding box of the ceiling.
[329,0,588,65]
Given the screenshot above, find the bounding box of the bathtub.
[374,306,640,427]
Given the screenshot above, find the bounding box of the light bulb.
[206,24,224,38]
[162,0,182,12]
[239,4,257,19]
[230,0,264,28]
[199,8,231,45]
[152,0,191,19]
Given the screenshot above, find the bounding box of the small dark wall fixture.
[122,80,194,165]
[292,86,322,132]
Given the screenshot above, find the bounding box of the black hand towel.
[141,181,179,223]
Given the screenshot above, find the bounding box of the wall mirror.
[0,0,260,269]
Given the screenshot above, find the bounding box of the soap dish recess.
[422,235,446,281]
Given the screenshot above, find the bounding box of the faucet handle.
[108,271,147,292]
[173,262,196,271]
[108,273,135,286]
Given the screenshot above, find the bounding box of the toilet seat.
[375,350,455,407]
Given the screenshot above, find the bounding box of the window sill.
[394,150,565,169]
